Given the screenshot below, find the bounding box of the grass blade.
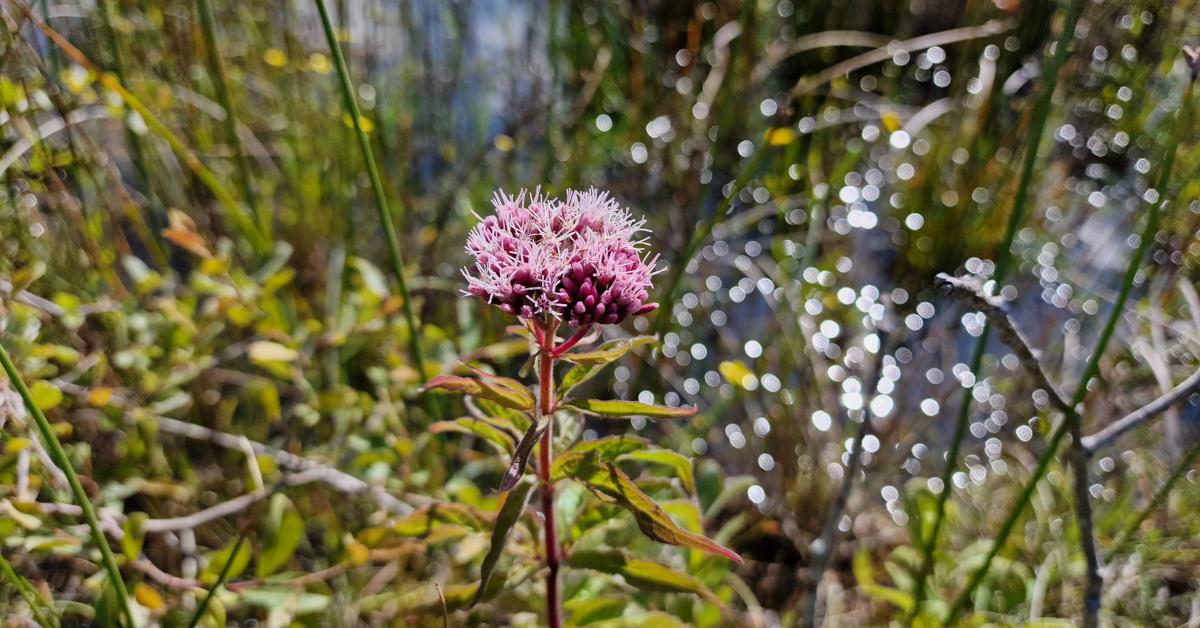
[0,342,133,626]
[186,534,246,628]
[311,0,427,381]
[0,551,58,627]
[907,0,1085,619]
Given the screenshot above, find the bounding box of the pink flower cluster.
[463,188,661,327]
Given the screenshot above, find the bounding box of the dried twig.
[934,273,1070,411]
[804,325,893,627]
[152,415,415,515]
[1081,366,1200,454]
[936,272,1100,624]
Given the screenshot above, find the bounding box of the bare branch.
[1081,366,1200,454]
[152,415,415,515]
[935,273,1071,411]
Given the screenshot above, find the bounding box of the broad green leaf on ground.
[29,380,63,411]
[568,460,741,562]
[470,477,535,607]
[258,494,305,577]
[559,336,656,365]
[430,417,519,455]
[424,374,534,411]
[565,399,697,419]
[239,588,330,615]
[200,537,252,585]
[620,449,696,495]
[551,435,650,480]
[498,416,551,492]
[853,548,914,612]
[121,512,147,561]
[567,549,720,604]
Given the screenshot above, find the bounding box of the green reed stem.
[312,0,427,382]
[195,0,269,239]
[906,0,1084,620]
[652,147,768,338]
[22,5,270,256]
[942,67,1195,626]
[99,0,155,198]
[0,342,133,627]
[186,534,245,628]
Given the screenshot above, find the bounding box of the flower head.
[463,188,661,327]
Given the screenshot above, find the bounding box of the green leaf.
[471,398,532,431]
[425,374,534,411]
[430,417,518,455]
[567,549,720,604]
[564,596,626,625]
[388,503,491,537]
[470,477,536,607]
[565,399,697,419]
[621,450,696,495]
[201,537,251,585]
[559,363,604,398]
[552,435,649,481]
[853,548,913,612]
[498,416,550,492]
[559,336,656,365]
[121,513,147,561]
[569,461,741,563]
[240,588,330,615]
[29,381,63,411]
[258,494,305,577]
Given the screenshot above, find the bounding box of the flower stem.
[537,329,561,628]
[551,324,592,357]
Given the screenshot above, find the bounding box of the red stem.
[537,325,561,628]
[551,324,593,357]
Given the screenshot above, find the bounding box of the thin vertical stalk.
[942,71,1196,626]
[312,0,427,381]
[537,326,561,628]
[804,333,889,626]
[186,534,245,628]
[907,0,1084,618]
[0,342,133,627]
[98,0,154,197]
[195,0,269,238]
[1068,424,1101,626]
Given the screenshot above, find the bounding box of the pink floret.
[463,188,661,326]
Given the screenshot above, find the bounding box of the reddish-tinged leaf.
[498,417,549,492]
[569,461,741,563]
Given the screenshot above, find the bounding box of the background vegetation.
[2,0,1200,625]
